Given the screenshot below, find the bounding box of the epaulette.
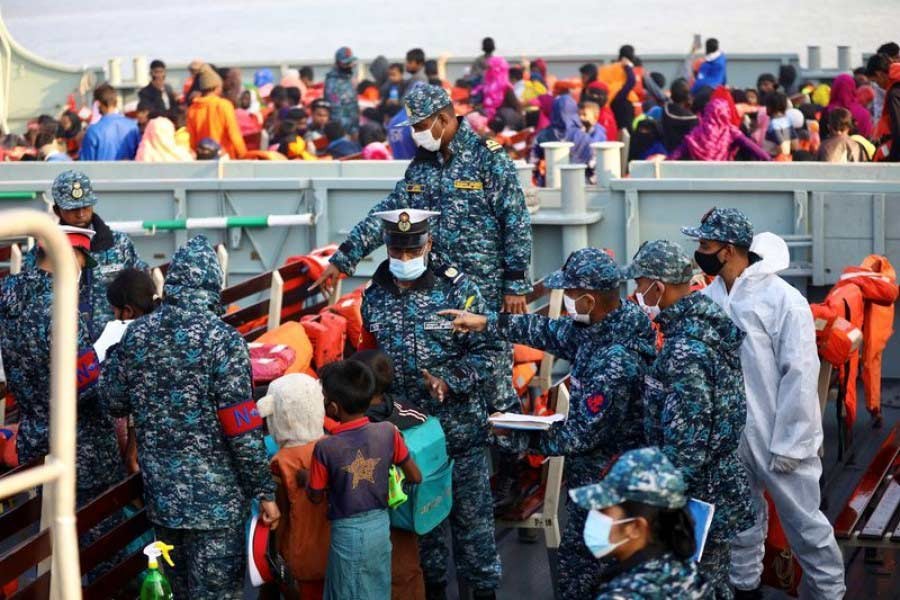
[485,138,503,153]
[439,266,465,285]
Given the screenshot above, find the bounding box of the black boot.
[472,590,496,600]
[733,587,763,600]
[425,580,447,600]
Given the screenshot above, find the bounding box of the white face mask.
[583,510,635,559]
[389,255,427,281]
[564,293,592,325]
[411,117,443,151]
[636,281,662,321]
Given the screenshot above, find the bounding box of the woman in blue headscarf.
[529,94,594,185]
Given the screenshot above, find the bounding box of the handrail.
[0,209,82,600]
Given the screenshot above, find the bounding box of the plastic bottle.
[140,541,175,600]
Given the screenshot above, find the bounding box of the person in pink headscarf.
[474,56,520,120]
[669,98,770,161]
[821,73,873,139]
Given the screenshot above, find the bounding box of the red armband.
[217,399,263,437]
[77,348,101,393]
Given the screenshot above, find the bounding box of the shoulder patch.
[440,266,465,285]
[406,183,424,193]
[485,139,503,152]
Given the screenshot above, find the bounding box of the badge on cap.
[398,212,411,232]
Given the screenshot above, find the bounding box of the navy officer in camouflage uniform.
[25,170,147,341]
[100,235,278,599]
[1,225,123,504]
[313,84,532,416]
[569,447,710,599]
[324,47,360,138]
[359,209,503,600]
[622,241,753,599]
[442,248,657,600]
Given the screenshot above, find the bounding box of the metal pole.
[0,210,82,600]
[591,142,624,188]
[540,142,573,188]
[807,46,822,71]
[133,56,149,87]
[559,164,589,258]
[108,58,122,86]
[837,46,851,72]
[515,161,533,191]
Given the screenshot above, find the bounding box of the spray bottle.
[140,541,175,600]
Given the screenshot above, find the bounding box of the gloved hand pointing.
[769,453,801,474]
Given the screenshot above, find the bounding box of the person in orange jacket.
[187,65,247,159]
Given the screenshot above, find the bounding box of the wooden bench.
[222,260,328,341]
[834,424,900,549]
[0,468,150,600]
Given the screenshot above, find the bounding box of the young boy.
[817,107,869,162]
[764,91,797,160]
[307,359,421,600]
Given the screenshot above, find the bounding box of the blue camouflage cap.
[544,248,621,291]
[569,447,687,510]
[402,84,451,126]
[51,170,97,210]
[335,46,357,67]
[620,240,693,284]
[681,207,754,248]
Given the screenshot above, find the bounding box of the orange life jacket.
[283,244,340,295]
[810,303,862,368]
[254,321,314,375]
[323,287,365,352]
[301,311,347,370]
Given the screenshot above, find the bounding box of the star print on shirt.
[342,449,381,489]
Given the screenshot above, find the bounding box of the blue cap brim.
[618,263,644,280]
[543,269,574,289]
[569,483,624,511]
[680,226,704,239]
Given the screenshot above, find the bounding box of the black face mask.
[694,246,726,276]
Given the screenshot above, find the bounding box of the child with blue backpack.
[306,359,422,600]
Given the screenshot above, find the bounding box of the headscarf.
[812,84,831,108]
[678,98,746,161]
[369,56,389,88]
[550,95,593,164]
[254,69,274,89]
[711,86,741,127]
[534,94,554,132]
[136,117,194,162]
[531,59,548,84]
[826,74,872,138]
[474,56,512,120]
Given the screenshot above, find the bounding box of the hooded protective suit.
[702,232,845,599]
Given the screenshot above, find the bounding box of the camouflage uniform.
[101,236,274,600]
[569,447,710,600]
[25,170,148,341]
[361,257,503,592]
[622,241,753,600]
[484,248,657,600]
[331,85,533,414]
[0,267,123,504]
[324,48,360,137]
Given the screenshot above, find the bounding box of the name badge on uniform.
[98,264,120,276]
[368,323,382,333]
[423,319,453,331]
[453,180,483,191]
[406,184,424,193]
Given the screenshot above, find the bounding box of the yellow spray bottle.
[140,541,175,600]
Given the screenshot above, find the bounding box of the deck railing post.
[540,142,573,188]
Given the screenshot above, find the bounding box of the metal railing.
[0,210,82,600]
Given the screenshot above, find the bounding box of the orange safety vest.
[301,312,347,370]
[324,286,365,352]
[823,282,864,428]
[254,321,314,375]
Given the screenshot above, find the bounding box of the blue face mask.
[583,509,635,558]
[389,255,427,281]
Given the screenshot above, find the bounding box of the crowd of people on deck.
[2,37,899,171]
[0,34,895,600]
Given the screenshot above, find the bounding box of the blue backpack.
[390,417,453,534]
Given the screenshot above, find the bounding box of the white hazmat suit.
[702,232,845,599]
